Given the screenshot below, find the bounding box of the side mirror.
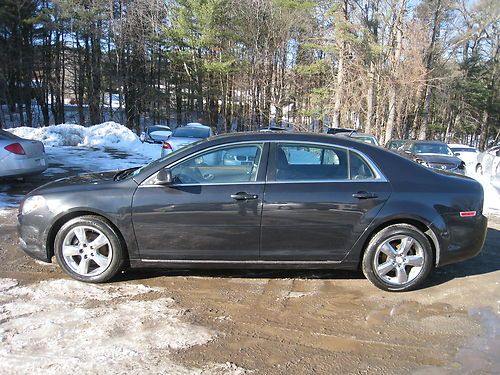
[154,168,173,185]
[454,152,461,156]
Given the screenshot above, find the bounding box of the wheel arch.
[46,210,129,263]
[357,217,441,268]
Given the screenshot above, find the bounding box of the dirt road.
[0,209,498,374]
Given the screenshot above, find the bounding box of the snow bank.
[469,172,500,216]
[7,122,160,161]
[0,278,249,375]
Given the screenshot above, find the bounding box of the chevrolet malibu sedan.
[18,132,487,291]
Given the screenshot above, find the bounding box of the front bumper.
[17,213,52,262]
[437,213,487,267]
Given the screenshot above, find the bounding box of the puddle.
[412,306,500,374]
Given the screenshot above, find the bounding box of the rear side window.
[350,152,375,179]
[276,144,348,181]
[275,143,377,181]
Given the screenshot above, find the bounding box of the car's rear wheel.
[54,215,124,283]
[362,224,433,291]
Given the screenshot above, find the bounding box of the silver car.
[475,145,500,176]
[0,129,47,178]
[161,124,212,157]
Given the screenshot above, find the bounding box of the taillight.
[162,142,172,150]
[4,143,26,155]
[460,211,477,217]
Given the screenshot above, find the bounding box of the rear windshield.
[0,129,20,140]
[172,127,209,138]
[148,126,170,133]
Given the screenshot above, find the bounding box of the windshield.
[353,135,377,145]
[131,139,206,177]
[172,127,209,138]
[413,143,453,156]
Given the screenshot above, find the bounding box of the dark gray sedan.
[399,140,465,174]
[18,132,486,291]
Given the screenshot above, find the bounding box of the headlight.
[415,158,429,167]
[21,195,46,215]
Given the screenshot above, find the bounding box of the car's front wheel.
[362,224,433,292]
[54,215,124,282]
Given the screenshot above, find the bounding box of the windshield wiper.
[114,167,139,181]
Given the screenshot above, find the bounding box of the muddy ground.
[0,210,498,374]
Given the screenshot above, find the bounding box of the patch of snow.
[279,291,314,300]
[0,278,249,375]
[0,207,15,217]
[7,122,161,162]
[467,172,500,217]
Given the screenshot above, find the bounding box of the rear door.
[260,142,391,261]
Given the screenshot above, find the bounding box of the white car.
[0,129,47,178]
[161,124,212,157]
[139,125,172,144]
[448,143,479,174]
[475,145,500,176]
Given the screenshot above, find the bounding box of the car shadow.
[113,268,365,283]
[111,226,500,288]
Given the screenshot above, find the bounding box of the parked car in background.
[326,127,356,135]
[0,129,47,178]
[139,125,172,144]
[385,139,406,151]
[475,145,500,176]
[161,123,212,156]
[336,132,380,146]
[448,143,479,174]
[18,132,487,292]
[399,140,465,174]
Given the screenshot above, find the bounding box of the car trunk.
[18,140,44,158]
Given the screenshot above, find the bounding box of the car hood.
[28,171,124,196]
[415,154,462,165]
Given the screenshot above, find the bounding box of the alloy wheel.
[373,235,425,286]
[61,225,113,277]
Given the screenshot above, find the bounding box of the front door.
[132,143,268,260]
[260,142,391,261]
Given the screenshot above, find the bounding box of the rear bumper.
[0,154,48,177]
[436,213,487,267]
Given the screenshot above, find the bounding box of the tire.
[476,164,483,175]
[362,224,433,292]
[54,215,124,283]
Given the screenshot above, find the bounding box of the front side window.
[170,144,263,184]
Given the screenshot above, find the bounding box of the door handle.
[352,191,378,199]
[231,192,258,201]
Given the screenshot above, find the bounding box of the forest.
[0,0,498,148]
